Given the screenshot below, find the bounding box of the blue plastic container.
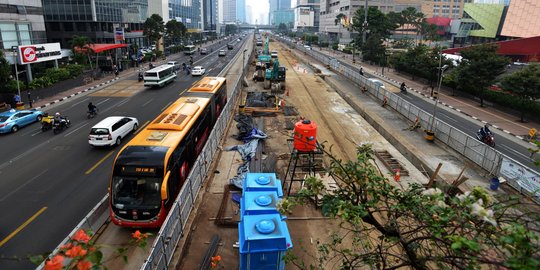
[239,213,293,270]
[490,177,500,191]
[244,173,283,196]
[241,191,282,216]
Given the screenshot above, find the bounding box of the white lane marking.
[64,122,90,137]
[0,140,52,170]
[70,97,90,108]
[115,98,130,108]
[142,99,154,107]
[499,144,531,160]
[31,130,43,136]
[0,169,48,202]
[442,114,458,123]
[21,127,41,136]
[96,98,110,106]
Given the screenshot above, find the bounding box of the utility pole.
[362,0,368,43]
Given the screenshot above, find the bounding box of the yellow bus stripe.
[0,207,47,247]
[85,150,114,175]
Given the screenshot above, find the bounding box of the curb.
[37,77,119,109]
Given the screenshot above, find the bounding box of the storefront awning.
[75,43,129,53]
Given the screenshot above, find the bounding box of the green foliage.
[392,38,414,49]
[143,14,165,48]
[361,34,386,63]
[0,50,12,89]
[500,63,540,122]
[283,144,540,269]
[4,80,23,93]
[165,20,185,40]
[28,76,53,90]
[65,64,84,77]
[454,44,510,106]
[278,23,288,33]
[351,7,399,44]
[331,44,339,50]
[318,42,329,48]
[225,24,238,35]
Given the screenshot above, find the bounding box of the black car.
[227,43,234,50]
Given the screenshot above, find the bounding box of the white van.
[88,116,139,147]
[167,61,181,71]
[367,78,386,90]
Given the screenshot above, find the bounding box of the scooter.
[476,131,495,147]
[87,109,98,119]
[53,117,71,134]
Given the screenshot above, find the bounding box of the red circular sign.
[20,46,37,63]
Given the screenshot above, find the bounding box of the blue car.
[0,109,44,133]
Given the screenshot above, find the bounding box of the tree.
[224,24,237,35]
[143,14,165,49]
[278,23,288,33]
[454,44,509,107]
[334,13,346,42]
[165,20,186,46]
[417,20,439,42]
[0,50,12,92]
[361,34,386,63]
[351,7,398,59]
[500,63,540,122]
[69,35,94,69]
[281,144,540,269]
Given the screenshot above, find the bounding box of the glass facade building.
[42,0,148,47]
[169,0,202,30]
[0,0,47,50]
[202,0,218,32]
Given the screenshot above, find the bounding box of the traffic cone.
[394,169,401,182]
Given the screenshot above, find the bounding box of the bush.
[65,64,84,77]
[342,48,352,54]
[318,42,329,48]
[44,68,71,82]
[483,90,540,117]
[4,80,25,93]
[28,77,53,90]
[332,44,339,50]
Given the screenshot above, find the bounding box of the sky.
[246,0,269,24]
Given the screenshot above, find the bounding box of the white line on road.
[142,98,154,107]
[70,97,90,108]
[0,140,52,171]
[31,129,43,136]
[64,122,89,137]
[96,98,110,106]
[22,127,41,137]
[0,169,48,202]
[499,144,531,160]
[115,98,130,107]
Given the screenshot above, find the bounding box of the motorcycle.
[87,109,98,119]
[52,117,71,134]
[138,72,143,82]
[476,130,495,147]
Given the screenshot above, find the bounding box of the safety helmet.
[55,112,60,116]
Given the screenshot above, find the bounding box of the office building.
[237,0,246,23]
[222,0,237,23]
[202,0,218,32]
[294,0,320,32]
[0,0,47,50]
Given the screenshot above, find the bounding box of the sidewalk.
[314,47,540,141]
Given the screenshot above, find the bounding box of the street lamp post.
[242,49,247,89]
[425,64,449,141]
[362,0,368,43]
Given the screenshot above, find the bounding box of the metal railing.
[280,37,540,203]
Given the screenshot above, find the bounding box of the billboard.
[17,43,62,64]
[115,27,125,41]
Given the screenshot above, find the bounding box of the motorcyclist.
[54,112,67,126]
[138,71,144,81]
[400,82,407,93]
[479,124,492,141]
[88,102,97,114]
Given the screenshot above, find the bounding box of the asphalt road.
[0,36,246,270]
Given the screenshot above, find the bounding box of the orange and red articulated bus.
[108,77,227,228]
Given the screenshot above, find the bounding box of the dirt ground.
[172,39,427,269]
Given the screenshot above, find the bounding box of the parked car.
[0,109,44,133]
[88,116,138,147]
[200,48,208,55]
[367,78,386,90]
[167,61,181,71]
[218,50,226,57]
[191,66,206,76]
[271,51,278,58]
[303,44,312,50]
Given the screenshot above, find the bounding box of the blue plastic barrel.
[490,177,500,191]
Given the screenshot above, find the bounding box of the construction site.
[168,33,502,269]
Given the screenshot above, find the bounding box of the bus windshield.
[112,176,162,209]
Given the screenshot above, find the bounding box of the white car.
[218,49,226,56]
[191,66,206,76]
[88,116,139,147]
[303,44,312,50]
[367,78,386,90]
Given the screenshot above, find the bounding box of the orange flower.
[59,243,73,251]
[132,230,143,240]
[76,260,92,270]
[211,262,217,268]
[65,245,87,258]
[213,255,221,261]
[72,229,91,244]
[44,255,64,270]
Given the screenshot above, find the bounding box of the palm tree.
[334,13,346,44]
[70,35,94,69]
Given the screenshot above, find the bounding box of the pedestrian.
[113,64,119,77]
[27,91,32,108]
[359,67,364,76]
[14,93,21,104]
